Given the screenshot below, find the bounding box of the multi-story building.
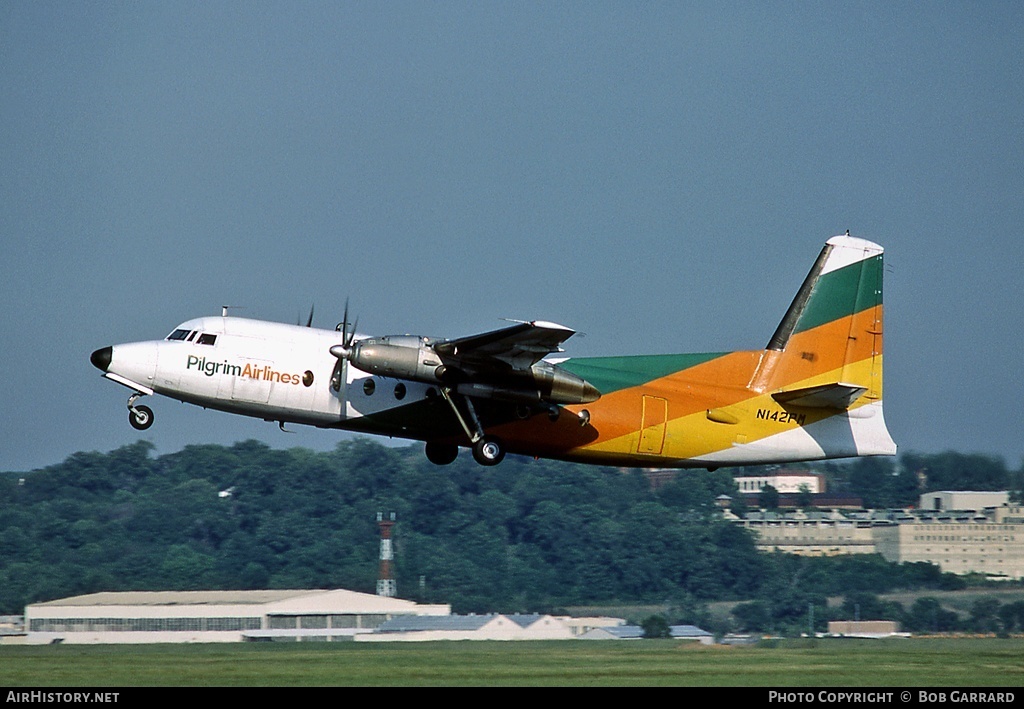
[733,494,1024,579]
[730,509,886,556]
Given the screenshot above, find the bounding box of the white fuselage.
[97,316,436,432]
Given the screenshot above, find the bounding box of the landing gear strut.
[127,393,154,431]
[437,387,506,466]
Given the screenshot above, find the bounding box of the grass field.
[1,638,1023,686]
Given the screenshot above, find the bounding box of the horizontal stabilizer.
[771,382,867,409]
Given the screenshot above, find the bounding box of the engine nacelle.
[342,336,601,406]
[347,336,445,383]
[530,361,601,405]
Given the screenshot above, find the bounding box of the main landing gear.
[424,437,507,467]
[424,441,459,466]
[431,388,507,467]
[472,435,505,466]
[127,393,154,431]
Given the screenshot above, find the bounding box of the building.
[731,470,864,509]
[731,509,886,556]
[993,505,1024,524]
[827,621,904,638]
[579,624,713,643]
[0,616,24,641]
[734,470,826,495]
[918,491,1010,512]
[358,613,607,642]
[873,516,1024,579]
[23,589,632,644]
[25,589,450,644]
[732,494,1024,579]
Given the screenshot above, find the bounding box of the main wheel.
[129,405,154,431]
[424,441,458,465]
[472,435,505,466]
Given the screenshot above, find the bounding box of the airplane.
[90,234,896,469]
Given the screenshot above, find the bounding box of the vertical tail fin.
[752,234,894,456]
[768,235,884,357]
[760,235,885,396]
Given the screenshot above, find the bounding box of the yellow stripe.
[574,357,882,462]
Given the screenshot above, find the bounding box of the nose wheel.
[129,405,154,430]
[127,393,154,430]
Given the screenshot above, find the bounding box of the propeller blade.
[333,298,357,357]
[306,304,315,328]
[336,299,349,334]
[347,317,358,349]
[342,299,349,341]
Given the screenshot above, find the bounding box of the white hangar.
[25,589,450,644]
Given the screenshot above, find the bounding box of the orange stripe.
[493,306,883,459]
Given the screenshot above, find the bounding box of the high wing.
[432,320,577,372]
[335,318,599,408]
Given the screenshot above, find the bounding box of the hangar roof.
[27,589,450,617]
[31,590,313,606]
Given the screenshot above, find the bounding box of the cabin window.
[166,329,190,341]
[363,379,376,396]
[197,333,217,346]
[394,382,406,400]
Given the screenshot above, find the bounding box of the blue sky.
[2,2,1022,472]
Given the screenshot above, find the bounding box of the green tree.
[641,614,671,639]
[902,452,1010,492]
[795,484,813,509]
[998,600,1024,633]
[838,591,903,622]
[732,600,772,633]
[968,597,1002,634]
[904,597,959,633]
[759,484,780,510]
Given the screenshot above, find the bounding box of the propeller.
[330,299,358,391]
[298,304,315,327]
[332,299,358,358]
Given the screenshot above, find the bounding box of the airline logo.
[186,355,313,387]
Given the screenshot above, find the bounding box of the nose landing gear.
[127,393,154,431]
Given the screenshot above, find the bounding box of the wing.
[433,320,576,372]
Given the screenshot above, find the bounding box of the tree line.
[1,440,1020,631]
[725,586,1024,637]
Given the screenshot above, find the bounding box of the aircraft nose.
[90,346,112,372]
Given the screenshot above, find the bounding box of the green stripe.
[559,352,729,395]
[796,253,883,334]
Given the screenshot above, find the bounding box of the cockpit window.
[186,330,197,342]
[167,329,190,341]
[197,333,217,346]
